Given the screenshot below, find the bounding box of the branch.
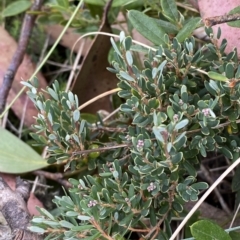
[73,143,130,155]
[0,0,44,113]
[33,170,72,189]
[205,13,240,27]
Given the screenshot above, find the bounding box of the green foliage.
[27,32,240,238]
[24,1,240,239]
[37,0,100,33]
[22,79,90,172]
[128,10,168,46]
[128,0,201,45]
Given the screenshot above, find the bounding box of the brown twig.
[205,13,240,27]
[0,0,44,113]
[73,143,130,155]
[128,227,150,232]
[33,170,72,189]
[144,211,169,239]
[91,126,128,133]
[90,219,114,240]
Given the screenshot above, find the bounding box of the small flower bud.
[202,108,210,116]
[88,200,98,208]
[173,114,179,122]
[147,182,156,192]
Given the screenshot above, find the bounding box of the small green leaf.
[3,0,31,17]
[68,91,75,103]
[225,63,234,79]
[167,106,174,121]
[176,17,201,42]
[31,218,44,224]
[149,206,157,226]
[0,128,48,173]
[78,215,91,221]
[36,100,44,111]
[99,172,113,177]
[124,36,132,51]
[153,126,166,143]
[128,10,167,46]
[217,27,221,39]
[201,126,210,135]
[235,65,240,78]
[48,87,59,101]
[110,37,121,56]
[21,81,33,88]
[36,207,55,220]
[159,202,169,215]
[191,182,208,190]
[126,51,133,66]
[190,220,231,240]
[209,80,220,92]
[208,71,228,81]
[119,213,134,226]
[73,109,80,122]
[119,71,135,81]
[28,226,45,233]
[160,0,178,23]
[59,220,74,229]
[174,119,189,130]
[171,152,183,164]
[190,191,198,201]
[219,146,233,159]
[199,144,206,157]
[172,202,183,212]
[66,211,78,217]
[174,134,187,150]
[88,158,96,170]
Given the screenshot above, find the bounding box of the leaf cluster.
[24,1,240,239]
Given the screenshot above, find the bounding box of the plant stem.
[205,13,240,27]
[0,0,44,113]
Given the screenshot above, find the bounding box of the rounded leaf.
[191,220,231,240]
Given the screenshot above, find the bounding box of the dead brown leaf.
[0,26,47,127]
[71,0,118,113]
[0,173,44,216]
